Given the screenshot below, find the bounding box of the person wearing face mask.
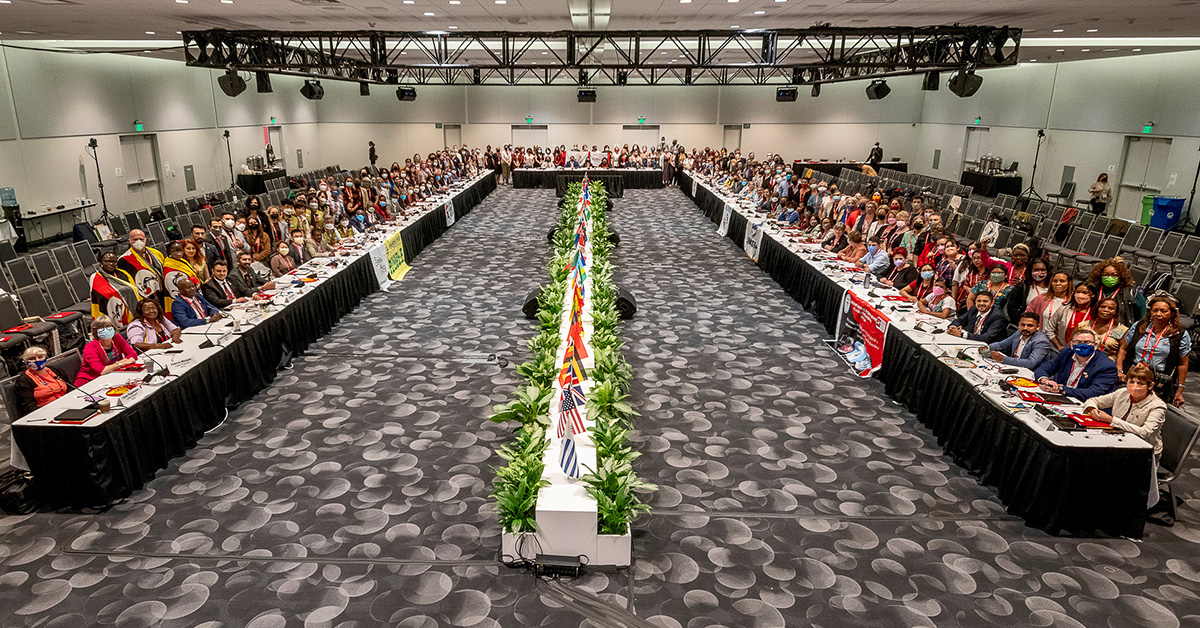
[374,197,393,223]
[1087,258,1145,324]
[117,229,165,302]
[270,240,297,278]
[947,290,1007,344]
[821,223,849,253]
[90,251,140,326]
[285,228,312,267]
[1035,328,1119,401]
[900,262,938,302]
[969,264,1015,313]
[222,212,250,255]
[292,200,315,235]
[204,217,235,271]
[14,345,71,416]
[916,278,958,319]
[986,311,1053,370]
[886,210,910,251]
[343,180,363,212]
[857,236,892,277]
[880,247,919,289]
[1078,297,1128,360]
[1046,284,1096,351]
[161,241,201,314]
[264,206,285,244]
[76,315,138,386]
[350,210,373,234]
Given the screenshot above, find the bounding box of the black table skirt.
[877,328,1150,538]
[14,176,496,509]
[237,169,288,195]
[683,171,747,251]
[556,174,624,198]
[513,169,663,192]
[681,169,1152,538]
[960,170,1023,198]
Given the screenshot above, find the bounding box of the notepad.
[54,408,99,424]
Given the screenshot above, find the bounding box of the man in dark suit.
[170,277,223,329]
[201,261,249,309]
[204,218,235,271]
[867,142,883,169]
[987,311,1054,370]
[1034,328,1119,402]
[230,252,275,296]
[947,290,1007,344]
[287,228,310,267]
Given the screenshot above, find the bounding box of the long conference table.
[11,174,496,509]
[679,170,1153,539]
[512,168,664,195]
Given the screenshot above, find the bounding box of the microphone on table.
[130,343,171,384]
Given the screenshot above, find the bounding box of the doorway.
[119,133,163,210]
[511,124,548,149]
[622,125,659,151]
[1115,136,1173,221]
[961,126,991,171]
[722,125,742,151]
[443,124,462,149]
[267,126,284,168]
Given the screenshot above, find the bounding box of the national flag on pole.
[569,382,587,408]
[558,352,588,386]
[567,319,587,359]
[556,386,586,438]
[559,431,581,479]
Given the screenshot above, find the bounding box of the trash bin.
[1140,195,1155,225]
[1151,196,1186,231]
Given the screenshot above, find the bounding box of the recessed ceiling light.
[680,0,691,3]
[175,0,188,3]
[1056,48,1064,52]
[449,25,457,28]
[1081,48,1090,52]
[146,31,156,35]
[730,24,739,28]
[1132,48,1141,52]
[449,0,460,3]
[541,51,547,54]
[1028,59,1036,62]
[404,1,414,3]
[775,0,786,3]
[495,0,506,4]
[424,11,434,15]
[753,10,765,14]
[220,0,233,3]
[1052,29,1063,33]
[1087,29,1098,33]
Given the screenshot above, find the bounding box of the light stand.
[87,138,114,225]
[222,130,235,188]
[1189,144,1200,235]
[1019,129,1046,204]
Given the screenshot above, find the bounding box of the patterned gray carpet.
[1,187,1200,627]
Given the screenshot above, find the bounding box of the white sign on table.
[744,220,765,262]
[717,204,733,237]
[691,178,698,197]
[368,242,392,290]
[444,200,456,226]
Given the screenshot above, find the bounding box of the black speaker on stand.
[616,288,637,319]
[522,288,542,319]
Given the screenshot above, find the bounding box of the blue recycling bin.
[1150,196,1186,231]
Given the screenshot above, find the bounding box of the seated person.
[986,311,1053,370]
[203,261,251,309]
[916,278,957,319]
[76,315,138,386]
[947,290,1007,343]
[170,277,224,329]
[13,345,70,416]
[837,231,868,263]
[900,262,937,302]
[125,298,181,351]
[231,252,276,295]
[1034,328,1119,401]
[1083,363,1167,508]
[857,236,891,276]
[879,247,919,289]
[776,202,801,226]
[821,223,849,253]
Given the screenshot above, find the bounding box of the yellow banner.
[385,231,411,281]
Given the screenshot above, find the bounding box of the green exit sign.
[270,116,277,124]
[1143,124,1154,134]
[525,116,533,123]
[974,116,981,125]
[134,121,143,132]
[638,117,645,124]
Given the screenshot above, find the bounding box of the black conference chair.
[44,276,90,317]
[46,348,82,383]
[65,269,92,307]
[16,285,83,330]
[1046,181,1076,205]
[1158,407,1200,524]
[0,240,17,263]
[72,241,99,273]
[0,294,56,341]
[52,246,79,275]
[29,251,59,282]
[5,260,38,289]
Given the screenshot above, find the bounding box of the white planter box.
[594,526,631,567]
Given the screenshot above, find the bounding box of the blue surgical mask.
[1072,343,1096,358]
[29,358,47,370]
[97,327,116,340]
[920,271,934,280]
[867,245,878,256]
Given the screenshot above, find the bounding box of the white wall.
[1,44,1198,225]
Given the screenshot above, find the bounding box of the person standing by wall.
[867,142,883,169]
[1088,173,1112,215]
[369,141,378,168]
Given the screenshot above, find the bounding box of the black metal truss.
[182,26,1021,86]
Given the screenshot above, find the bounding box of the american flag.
[559,430,581,479]
[556,386,586,438]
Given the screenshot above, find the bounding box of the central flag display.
[554,176,597,480]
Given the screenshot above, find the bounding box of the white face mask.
[223,219,235,229]
[341,220,350,227]
[293,236,304,244]
[309,203,318,210]
[235,223,246,232]
[325,223,335,230]
[284,208,294,215]
[132,240,146,251]
[320,184,328,191]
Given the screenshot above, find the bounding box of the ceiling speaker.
[217,70,246,97]
[255,71,272,93]
[776,87,797,102]
[865,79,890,100]
[300,79,324,100]
[948,70,983,98]
[396,86,417,101]
[578,88,597,102]
[921,71,939,91]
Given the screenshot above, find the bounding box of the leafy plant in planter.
[582,456,656,536]
[494,425,550,533]
[490,384,554,427]
[587,379,637,426]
